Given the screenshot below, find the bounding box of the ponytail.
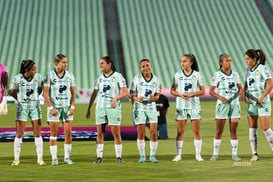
[245,49,266,65]
[183,54,199,71]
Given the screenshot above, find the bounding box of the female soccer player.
[130,59,161,163]
[43,54,76,165]
[11,60,44,166]
[209,54,243,161]
[244,49,273,161]
[86,56,128,163]
[171,54,205,162]
[0,63,9,115]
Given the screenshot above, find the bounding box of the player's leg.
[149,122,158,163]
[191,119,204,162]
[63,120,75,164]
[230,118,240,161]
[49,122,59,165]
[32,118,45,165]
[12,120,26,166]
[210,119,226,160]
[172,119,186,162]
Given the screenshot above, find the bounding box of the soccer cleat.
[149,155,159,163]
[210,155,218,161]
[64,158,75,165]
[93,157,103,164]
[37,158,46,166]
[172,155,181,162]
[138,155,146,163]
[196,155,204,162]
[250,153,259,161]
[116,157,125,163]
[11,159,20,166]
[232,155,241,161]
[51,159,58,166]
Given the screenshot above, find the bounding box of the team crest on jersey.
[153,82,157,87]
[256,70,259,75]
[193,75,197,80]
[112,76,116,82]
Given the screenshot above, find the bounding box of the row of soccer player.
[0,48,272,166]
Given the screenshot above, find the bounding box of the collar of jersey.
[142,73,153,82]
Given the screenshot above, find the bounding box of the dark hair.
[245,49,266,65]
[101,56,116,72]
[183,54,199,71]
[140,58,151,65]
[219,53,230,69]
[55,54,66,64]
[20,60,35,74]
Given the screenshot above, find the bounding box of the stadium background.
[0,0,272,103]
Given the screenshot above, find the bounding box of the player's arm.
[68,86,76,115]
[209,85,228,103]
[257,78,273,106]
[111,87,128,108]
[237,83,244,99]
[186,85,205,97]
[171,83,181,97]
[43,86,58,116]
[86,89,98,119]
[2,73,8,96]
[149,92,160,102]
[10,89,17,101]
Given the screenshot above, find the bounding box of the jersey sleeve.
[261,66,272,80]
[11,75,19,90]
[43,73,51,87]
[118,73,127,88]
[197,72,205,86]
[210,72,218,87]
[69,72,76,87]
[37,74,43,87]
[94,75,100,90]
[234,71,241,84]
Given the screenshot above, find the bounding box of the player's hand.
[50,109,58,116]
[137,96,144,103]
[239,89,244,99]
[256,97,264,107]
[244,96,250,103]
[0,96,8,116]
[220,96,228,104]
[181,93,188,100]
[68,108,74,116]
[86,110,91,119]
[111,98,117,108]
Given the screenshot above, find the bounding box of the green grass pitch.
[0,101,273,182]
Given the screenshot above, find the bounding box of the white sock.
[150,141,158,156]
[263,128,273,151]
[50,145,57,160]
[96,144,104,158]
[176,140,183,156]
[213,139,221,155]
[137,139,145,156]
[14,137,22,160]
[194,140,202,156]
[64,144,72,159]
[34,136,43,159]
[115,144,122,158]
[230,139,238,156]
[249,128,258,154]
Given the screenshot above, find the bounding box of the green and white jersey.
[95,71,127,109]
[211,70,241,105]
[11,73,43,109]
[245,64,272,104]
[44,69,76,108]
[130,74,161,112]
[173,70,204,109]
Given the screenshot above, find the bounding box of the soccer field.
[0,101,273,182]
